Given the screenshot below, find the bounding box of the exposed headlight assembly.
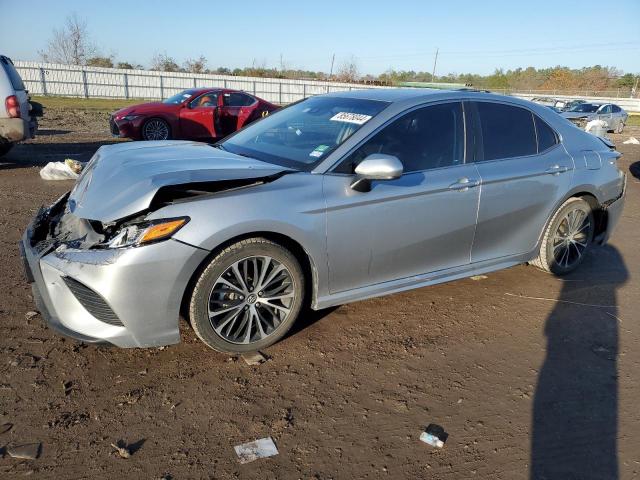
[105,217,189,248]
[123,114,141,121]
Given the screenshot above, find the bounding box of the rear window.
[475,102,537,161]
[534,116,558,153]
[0,56,26,91]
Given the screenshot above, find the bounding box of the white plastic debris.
[39,159,84,180]
[234,437,278,464]
[623,137,640,145]
[419,424,448,449]
[584,119,608,137]
[470,275,488,281]
[241,351,267,366]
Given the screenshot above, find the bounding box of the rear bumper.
[20,199,209,347]
[0,117,36,143]
[598,173,626,244]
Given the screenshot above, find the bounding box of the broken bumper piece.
[20,197,209,348]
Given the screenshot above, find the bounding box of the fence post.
[303,83,306,99]
[279,83,282,104]
[82,70,89,98]
[123,73,129,99]
[193,77,197,88]
[39,67,48,96]
[160,75,164,99]
[253,81,256,95]
[223,79,228,88]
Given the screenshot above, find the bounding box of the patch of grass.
[31,96,144,111]
[626,114,640,127]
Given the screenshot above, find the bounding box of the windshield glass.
[219,96,389,170]
[162,90,197,104]
[568,104,599,113]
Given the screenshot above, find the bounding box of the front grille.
[109,116,120,135]
[62,277,124,327]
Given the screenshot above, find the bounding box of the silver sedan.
[21,89,626,353]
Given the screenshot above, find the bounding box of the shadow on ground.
[531,245,627,479]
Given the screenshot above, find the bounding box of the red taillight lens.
[5,95,20,118]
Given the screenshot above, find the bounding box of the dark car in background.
[110,88,279,141]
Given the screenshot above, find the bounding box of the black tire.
[0,142,14,157]
[141,118,171,141]
[189,238,305,353]
[531,197,594,275]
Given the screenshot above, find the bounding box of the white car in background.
[0,55,38,156]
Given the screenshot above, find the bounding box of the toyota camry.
[22,89,626,353]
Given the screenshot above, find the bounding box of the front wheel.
[531,197,594,275]
[616,122,625,134]
[189,238,305,353]
[142,118,170,141]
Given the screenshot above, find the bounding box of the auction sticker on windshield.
[309,145,330,158]
[330,112,373,125]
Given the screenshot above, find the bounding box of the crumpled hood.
[561,111,595,120]
[113,102,168,118]
[69,141,292,223]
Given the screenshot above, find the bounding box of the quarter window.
[534,115,558,153]
[475,102,537,161]
[336,102,465,174]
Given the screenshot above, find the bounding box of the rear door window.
[0,56,26,91]
[223,92,255,107]
[611,105,621,113]
[474,102,537,161]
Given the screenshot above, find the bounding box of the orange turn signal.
[139,218,187,244]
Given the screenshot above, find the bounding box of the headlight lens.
[106,217,189,248]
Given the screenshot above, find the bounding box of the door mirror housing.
[350,154,403,192]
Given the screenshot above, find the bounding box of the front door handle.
[449,177,480,191]
[545,165,569,175]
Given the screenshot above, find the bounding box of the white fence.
[13,61,640,113]
[14,61,387,104]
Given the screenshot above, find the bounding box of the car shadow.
[629,161,640,180]
[530,245,628,479]
[286,305,340,339]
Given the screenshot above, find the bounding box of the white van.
[0,55,37,156]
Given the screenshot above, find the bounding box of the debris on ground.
[24,311,39,320]
[241,351,268,366]
[234,437,279,464]
[584,119,608,137]
[420,424,448,448]
[623,137,640,145]
[470,275,488,281]
[39,159,84,180]
[7,443,42,460]
[111,442,131,459]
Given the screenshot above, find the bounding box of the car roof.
[324,87,446,102]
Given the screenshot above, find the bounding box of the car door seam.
[469,164,483,263]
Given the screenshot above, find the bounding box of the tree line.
[38,14,638,93]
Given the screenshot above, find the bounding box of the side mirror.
[350,154,403,192]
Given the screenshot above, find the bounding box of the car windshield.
[218,96,389,170]
[162,90,197,104]
[568,104,599,113]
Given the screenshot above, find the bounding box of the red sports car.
[110,88,279,141]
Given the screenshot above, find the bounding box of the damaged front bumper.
[20,194,208,347]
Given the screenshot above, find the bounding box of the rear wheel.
[189,238,305,353]
[0,142,14,157]
[532,197,594,275]
[142,118,170,140]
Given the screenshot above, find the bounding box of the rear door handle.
[449,177,480,191]
[545,165,569,175]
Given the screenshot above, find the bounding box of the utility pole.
[329,53,335,79]
[431,47,439,82]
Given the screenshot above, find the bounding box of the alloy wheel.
[207,256,295,344]
[551,207,592,269]
[143,119,169,140]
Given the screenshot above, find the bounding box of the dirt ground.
[1,107,640,479]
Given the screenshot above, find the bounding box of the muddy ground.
[1,107,639,479]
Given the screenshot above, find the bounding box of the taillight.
[5,95,20,118]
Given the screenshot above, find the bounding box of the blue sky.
[2,0,639,75]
